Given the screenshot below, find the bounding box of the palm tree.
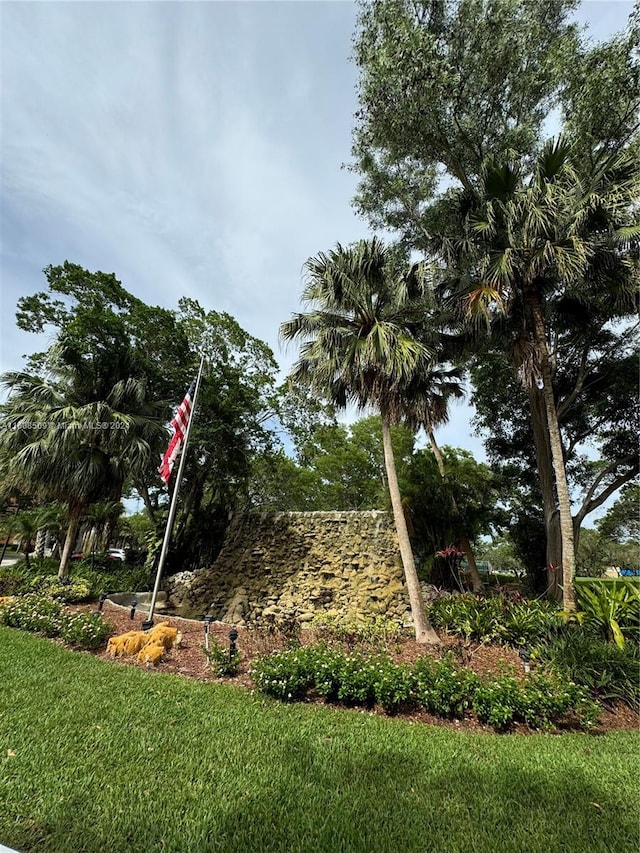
[82,500,125,554]
[5,510,41,572]
[280,237,444,643]
[436,139,639,611]
[0,343,164,579]
[33,503,65,562]
[404,365,484,592]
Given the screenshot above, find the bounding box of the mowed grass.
[1,627,638,853]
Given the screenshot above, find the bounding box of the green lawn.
[1,627,638,853]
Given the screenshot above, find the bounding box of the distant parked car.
[106,548,127,562]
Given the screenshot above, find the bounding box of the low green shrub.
[0,594,64,636]
[412,655,480,718]
[29,575,93,603]
[533,630,640,709]
[310,614,405,648]
[471,673,523,729]
[472,671,599,730]
[251,643,599,730]
[78,564,152,595]
[0,563,33,596]
[0,560,150,601]
[427,594,563,646]
[307,643,351,701]
[59,612,112,649]
[203,638,241,677]
[250,646,317,701]
[369,658,414,713]
[334,654,380,707]
[0,594,111,650]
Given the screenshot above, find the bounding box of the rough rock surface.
[165,511,412,625]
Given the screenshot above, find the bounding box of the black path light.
[204,615,214,650]
[130,598,138,620]
[518,648,531,673]
[229,628,238,662]
[96,593,108,613]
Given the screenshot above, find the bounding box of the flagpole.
[142,352,206,630]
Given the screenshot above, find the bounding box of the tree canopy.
[350,0,640,605]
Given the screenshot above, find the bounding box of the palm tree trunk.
[58,503,84,580]
[35,528,47,561]
[426,426,484,593]
[381,416,440,644]
[529,294,577,612]
[527,386,563,597]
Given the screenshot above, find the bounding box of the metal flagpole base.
[141,619,154,631]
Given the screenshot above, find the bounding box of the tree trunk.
[136,483,157,524]
[527,386,563,598]
[529,294,577,612]
[426,426,484,593]
[35,528,47,561]
[381,416,440,644]
[58,503,84,580]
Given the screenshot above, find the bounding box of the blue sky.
[0,0,635,461]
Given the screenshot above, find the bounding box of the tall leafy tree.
[470,328,639,587]
[398,361,485,591]
[280,237,441,643]
[405,446,504,585]
[0,355,163,578]
[350,0,640,600]
[596,483,640,545]
[434,139,639,610]
[351,0,580,246]
[165,300,280,571]
[13,262,191,522]
[250,416,416,512]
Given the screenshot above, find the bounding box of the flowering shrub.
[59,612,112,649]
[29,575,93,603]
[0,594,64,636]
[412,655,479,718]
[369,659,414,713]
[250,646,317,701]
[335,654,380,707]
[251,642,600,730]
[472,671,599,730]
[306,644,347,701]
[0,594,111,650]
[203,638,241,677]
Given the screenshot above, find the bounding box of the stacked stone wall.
[166,511,411,625]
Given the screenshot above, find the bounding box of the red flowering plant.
[435,545,466,593]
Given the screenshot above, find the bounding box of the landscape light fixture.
[204,615,214,650]
[229,628,238,661]
[518,648,531,673]
[97,593,107,613]
[130,598,138,620]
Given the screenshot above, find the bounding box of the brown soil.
[70,601,640,735]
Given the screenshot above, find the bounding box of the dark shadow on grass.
[200,736,639,853]
[7,733,638,853]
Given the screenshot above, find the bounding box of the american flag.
[159,381,195,484]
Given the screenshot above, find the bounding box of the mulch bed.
[68,601,640,734]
